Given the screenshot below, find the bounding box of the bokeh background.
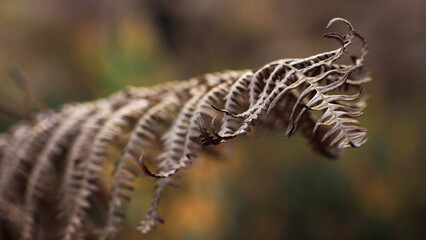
[0,0,424,239]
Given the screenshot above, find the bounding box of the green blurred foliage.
[0,0,424,239]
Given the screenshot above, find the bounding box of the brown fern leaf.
[0,18,370,240]
[202,18,368,150]
[145,72,243,178]
[22,104,97,240]
[101,97,178,240]
[0,124,31,177]
[100,76,210,239]
[58,101,114,226]
[66,73,239,239]
[63,99,153,240]
[137,71,243,233]
[0,113,61,204]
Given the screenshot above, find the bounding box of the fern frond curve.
[0,18,370,239]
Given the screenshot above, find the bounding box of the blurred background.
[0,0,424,239]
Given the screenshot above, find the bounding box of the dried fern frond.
[0,18,370,240]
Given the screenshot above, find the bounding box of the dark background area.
[0,0,424,239]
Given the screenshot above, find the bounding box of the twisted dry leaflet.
[0,18,370,239]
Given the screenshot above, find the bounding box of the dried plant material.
[0,18,370,240]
